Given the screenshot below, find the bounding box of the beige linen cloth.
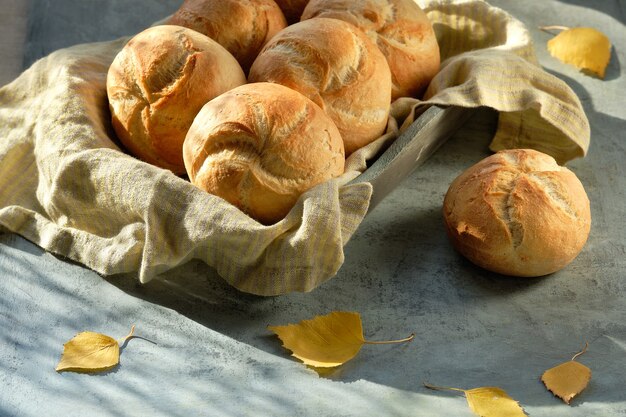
[0,0,589,296]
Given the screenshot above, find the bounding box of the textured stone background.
[1,1,625,416]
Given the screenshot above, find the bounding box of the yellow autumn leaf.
[425,384,528,417]
[56,325,135,373]
[541,343,591,404]
[268,311,414,368]
[544,26,611,78]
[466,387,528,417]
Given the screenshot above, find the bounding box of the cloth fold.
[0,0,590,295]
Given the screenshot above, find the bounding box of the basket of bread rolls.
[106,0,450,225]
[102,0,590,287]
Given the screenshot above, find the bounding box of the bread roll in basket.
[183,82,345,224]
[106,25,246,174]
[301,0,440,100]
[249,17,393,156]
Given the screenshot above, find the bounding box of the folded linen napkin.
[0,0,589,295]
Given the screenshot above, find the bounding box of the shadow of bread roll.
[443,149,591,277]
[301,0,440,100]
[248,18,392,156]
[273,0,311,24]
[183,82,345,224]
[167,0,287,73]
[106,25,246,174]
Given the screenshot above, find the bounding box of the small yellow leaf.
[268,311,414,368]
[56,332,119,373]
[542,361,591,404]
[547,27,611,78]
[541,344,592,405]
[56,325,135,373]
[425,384,528,417]
[268,311,364,367]
[465,387,528,417]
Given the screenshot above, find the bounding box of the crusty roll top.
[249,17,392,155]
[301,0,440,100]
[443,149,591,277]
[107,25,246,173]
[183,82,345,224]
[168,0,287,72]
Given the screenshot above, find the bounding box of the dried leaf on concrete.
[425,383,528,417]
[543,26,611,78]
[268,311,414,368]
[541,343,591,404]
[56,325,135,373]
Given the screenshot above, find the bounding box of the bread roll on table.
[106,25,246,174]
[248,17,392,155]
[443,149,591,277]
[167,0,287,73]
[301,0,440,100]
[183,82,345,224]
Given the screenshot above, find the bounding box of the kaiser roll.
[443,149,591,277]
[183,82,345,224]
[248,17,392,155]
[301,0,440,100]
[106,25,246,174]
[167,0,287,73]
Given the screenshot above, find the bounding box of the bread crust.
[106,25,246,173]
[301,0,440,100]
[443,149,591,277]
[183,82,345,224]
[168,0,287,73]
[248,17,392,155]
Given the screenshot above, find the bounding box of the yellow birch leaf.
[541,343,591,404]
[268,311,414,368]
[546,27,611,78]
[424,384,528,417]
[465,387,528,417]
[56,325,135,373]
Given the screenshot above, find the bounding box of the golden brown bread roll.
[301,0,440,100]
[106,25,246,174]
[167,0,287,73]
[273,0,310,24]
[248,17,392,155]
[183,82,345,224]
[443,149,591,277]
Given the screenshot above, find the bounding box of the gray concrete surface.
[1,0,625,416]
[0,0,30,86]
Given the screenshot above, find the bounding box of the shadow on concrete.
[23,0,180,69]
[97,105,626,408]
[554,0,625,24]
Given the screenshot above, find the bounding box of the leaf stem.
[571,341,589,361]
[119,325,136,343]
[363,333,415,345]
[423,382,466,394]
[539,25,570,33]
